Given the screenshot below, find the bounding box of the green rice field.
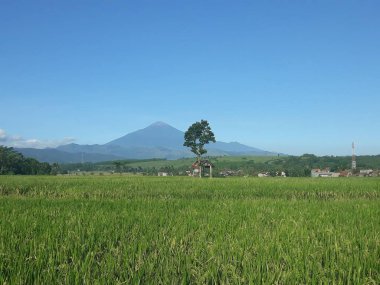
[0,176,379,284]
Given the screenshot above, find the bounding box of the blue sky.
[1,0,379,155]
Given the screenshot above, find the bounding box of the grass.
[0,176,379,284]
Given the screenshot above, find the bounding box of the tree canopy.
[183,120,216,160]
[0,146,52,175]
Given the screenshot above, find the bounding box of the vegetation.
[59,154,380,177]
[0,146,52,175]
[0,176,379,284]
[184,120,216,177]
[2,144,379,177]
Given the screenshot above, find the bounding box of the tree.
[113,161,122,174]
[51,163,60,175]
[184,120,216,177]
[0,146,23,174]
[0,146,52,175]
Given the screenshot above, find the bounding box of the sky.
[1,0,379,156]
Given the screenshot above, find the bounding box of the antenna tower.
[351,142,356,171]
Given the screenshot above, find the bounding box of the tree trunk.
[197,155,201,178]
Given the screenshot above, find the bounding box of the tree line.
[54,154,380,177]
[0,146,56,175]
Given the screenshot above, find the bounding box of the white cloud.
[0,129,75,149]
[0,129,6,140]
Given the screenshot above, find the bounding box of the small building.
[258,172,270,177]
[158,172,168,177]
[359,169,373,177]
[219,169,242,177]
[192,160,214,177]
[339,170,352,177]
[311,168,335,178]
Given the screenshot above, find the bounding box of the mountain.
[107,122,185,149]
[106,121,275,155]
[15,148,124,164]
[19,121,279,163]
[209,142,273,155]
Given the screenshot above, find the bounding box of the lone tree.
[184,120,216,177]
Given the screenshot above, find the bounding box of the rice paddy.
[0,176,379,284]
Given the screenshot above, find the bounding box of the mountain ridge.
[16,122,279,163]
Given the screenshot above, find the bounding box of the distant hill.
[209,141,275,155]
[18,121,279,163]
[16,148,124,164]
